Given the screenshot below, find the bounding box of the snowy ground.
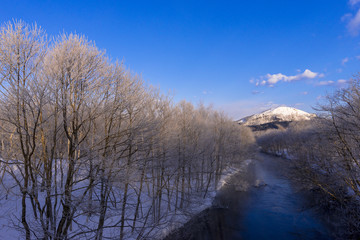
[0,159,253,239]
[159,159,253,239]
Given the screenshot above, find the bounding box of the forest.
[0,21,256,239]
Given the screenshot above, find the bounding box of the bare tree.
[0,20,256,240]
[0,20,47,239]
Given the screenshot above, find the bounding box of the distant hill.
[237,106,316,131]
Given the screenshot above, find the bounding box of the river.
[165,153,332,240]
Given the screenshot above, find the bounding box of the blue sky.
[1,0,360,119]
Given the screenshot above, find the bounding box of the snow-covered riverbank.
[164,154,332,240]
[163,159,254,239]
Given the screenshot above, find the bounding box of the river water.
[165,153,332,240]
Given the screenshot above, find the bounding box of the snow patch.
[238,106,316,126]
[217,159,252,190]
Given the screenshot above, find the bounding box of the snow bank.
[217,159,252,190]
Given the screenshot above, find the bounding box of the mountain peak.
[238,106,316,126]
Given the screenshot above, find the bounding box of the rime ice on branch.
[0,20,255,240]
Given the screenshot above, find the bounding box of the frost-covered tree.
[0,20,47,239]
[0,20,256,240]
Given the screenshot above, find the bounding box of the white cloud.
[342,1,360,35]
[342,13,353,22]
[337,79,348,84]
[317,80,335,86]
[252,90,264,95]
[337,79,349,88]
[301,69,320,79]
[253,69,323,86]
[338,79,349,89]
[350,0,360,6]
[315,79,349,87]
[347,9,360,36]
[342,57,349,65]
[266,73,287,84]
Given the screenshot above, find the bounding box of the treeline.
[257,79,360,238]
[0,21,255,239]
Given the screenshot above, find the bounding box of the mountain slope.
[237,106,316,128]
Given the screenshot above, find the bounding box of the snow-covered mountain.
[238,106,316,126]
